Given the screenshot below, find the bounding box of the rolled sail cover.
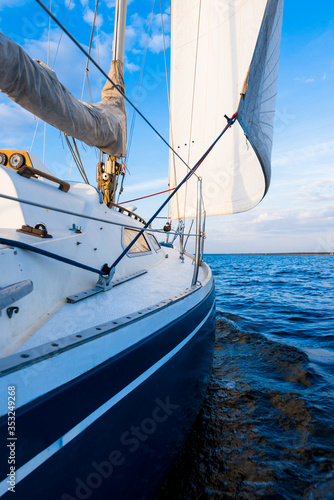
[0,32,126,157]
[169,0,283,219]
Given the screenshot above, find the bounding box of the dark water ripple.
[157,255,334,499]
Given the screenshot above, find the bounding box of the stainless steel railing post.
[191,177,202,287]
[200,210,206,264]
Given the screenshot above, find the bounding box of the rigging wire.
[159,0,181,226]
[182,0,202,225]
[35,0,193,177]
[81,0,99,104]
[64,134,90,184]
[95,13,102,98]
[109,114,238,271]
[95,18,103,165]
[75,0,99,183]
[52,0,72,69]
[126,0,155,168]
[117,1,156,205]
[30,0,73,153]
[0,192,190,236]
[42,0,52,165]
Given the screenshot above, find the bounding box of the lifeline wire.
[35,0,193,176]
[0,192,189,236]
[0,238,106,276]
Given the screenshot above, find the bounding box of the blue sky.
[0,0,333,253]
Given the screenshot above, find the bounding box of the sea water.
[157,254,334,499]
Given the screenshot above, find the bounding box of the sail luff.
[0,31,127,157]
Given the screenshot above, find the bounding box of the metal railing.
[191,178,206,287]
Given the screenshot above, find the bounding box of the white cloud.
[273,141,334,168]
[148,33,170,54]
[124,59,140,73]
[125,10,170,56]
[0,0,27,7]
[298,179,334,203]
[294,76,315,83]
[125,25,138,46]
[0,102,36,146]
[252,212,284,223]
[83,8,103,27]
[64,0,75,9]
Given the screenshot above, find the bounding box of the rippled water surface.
[157,254,334,499]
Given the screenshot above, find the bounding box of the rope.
[117,111,238,206]
[73,137,89,184]
[64,134,89,184]
[35,0,193,176]
[109,113,238,271]
[0,238,106,277]
[118,186,175,205]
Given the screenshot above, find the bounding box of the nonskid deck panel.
[0,280,203,376]
[14,247,205,353]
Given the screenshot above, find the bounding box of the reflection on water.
[157,314,334,500]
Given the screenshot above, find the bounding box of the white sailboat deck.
[18,247,205,352]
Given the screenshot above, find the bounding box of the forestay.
[169,0,284,219]
[0,33,127,157]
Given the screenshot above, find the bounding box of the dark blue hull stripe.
[0,298,215,495]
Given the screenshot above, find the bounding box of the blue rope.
[15,0,240,277]
[0,116,237,278]
[109,114,238,271]
[0,238,106,277]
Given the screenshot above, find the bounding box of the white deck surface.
[18,248,205,351]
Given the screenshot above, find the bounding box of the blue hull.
[0,285,215,499]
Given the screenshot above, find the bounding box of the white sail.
[169,0,283,220]
[238,0,284,194]
[0,32,127,157]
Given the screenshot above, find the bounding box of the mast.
[98,0,128,205]
[0,1,128,206]
[112,0,127,62]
